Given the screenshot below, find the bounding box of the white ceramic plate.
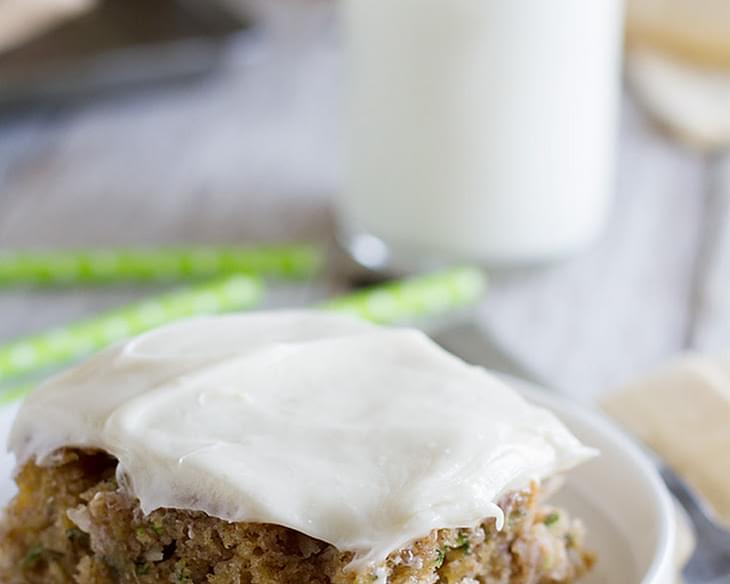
[0,385,676,583]
[515,383,677,584]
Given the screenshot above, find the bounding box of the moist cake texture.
[1,312,598,583]
[0,451,594,583]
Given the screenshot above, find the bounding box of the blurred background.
[1,0,730,399]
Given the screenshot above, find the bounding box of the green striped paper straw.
[0,267,486,406]
[0,274,263,384]
[0,245,322,286]
[323,266,487,324]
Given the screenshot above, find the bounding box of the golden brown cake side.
[0,451,594,584]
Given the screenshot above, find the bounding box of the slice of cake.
[0,311,597,584]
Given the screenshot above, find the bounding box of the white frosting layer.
[9,311,595,569]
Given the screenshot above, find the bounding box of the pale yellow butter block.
[627,49,730,150]
[602,354,730,525]
[627,0,730,149]
[628,0,730,69]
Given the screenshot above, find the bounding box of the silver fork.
[659,465,730,583]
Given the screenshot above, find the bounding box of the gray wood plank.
[689,153,730,352]
[0,34,339,342]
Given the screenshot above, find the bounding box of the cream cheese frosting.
[9,311,595,569]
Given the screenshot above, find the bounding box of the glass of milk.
[337,0,625,270]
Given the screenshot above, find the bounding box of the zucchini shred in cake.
[0,312,597,583]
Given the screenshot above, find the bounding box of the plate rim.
[505,375,677,584]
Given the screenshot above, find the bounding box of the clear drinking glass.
[337,0,626,271]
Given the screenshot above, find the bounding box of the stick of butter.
[628,0,730,70]
[626,49,730,150]
[602,354,730,526]
[627,0,730,149]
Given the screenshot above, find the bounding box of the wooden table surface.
[1,21,729,401]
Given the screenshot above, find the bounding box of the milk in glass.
[338,0,625,268]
